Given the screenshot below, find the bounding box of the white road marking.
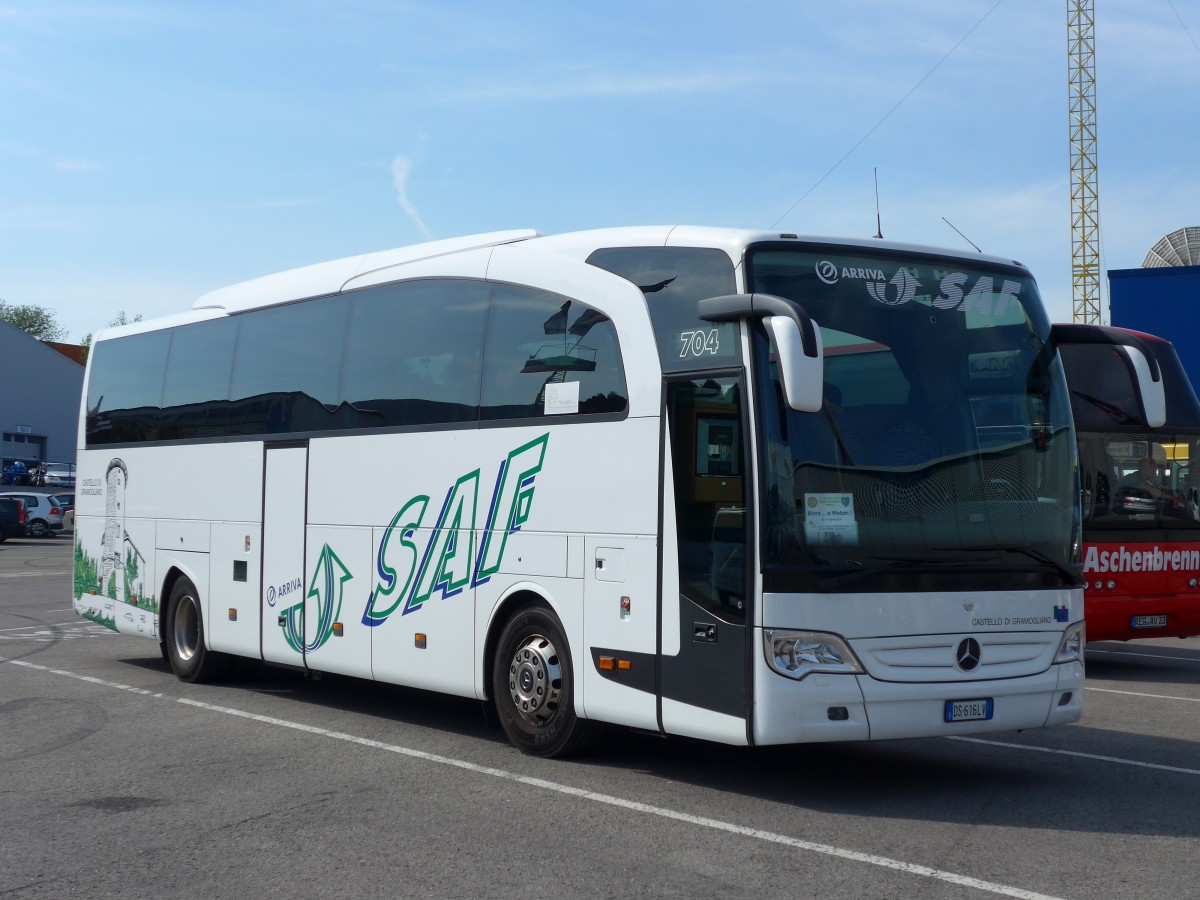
[949,736,1200,776]
[0,621,105,633]
[0,570,73,578]
[1087,686,1200,703]
[1087,648,1200,664]
[0,655,1067,900]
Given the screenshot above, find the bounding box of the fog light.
[1106,581,1115,590]
[1058,692,1073,706]
[827,706,849,721]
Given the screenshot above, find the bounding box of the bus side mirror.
[1120,345,1166,428]
[766,316,824,412]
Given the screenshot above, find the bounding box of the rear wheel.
[163,576,231,683]
[491,604,600,758]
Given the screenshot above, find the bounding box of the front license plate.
[1130,614,1168,629]
[944,698,994,723]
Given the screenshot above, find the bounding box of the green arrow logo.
[283,543,352,653]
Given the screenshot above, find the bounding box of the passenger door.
[261,442,309,667]
[659,374,751,744]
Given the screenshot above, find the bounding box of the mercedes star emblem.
[956,637,982,672]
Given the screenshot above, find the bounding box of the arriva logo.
[866,268,920,306]
[814,262,920,306]
[362,434,549,626]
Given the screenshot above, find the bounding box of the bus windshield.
[1078,432,1200,528]
[746,244,1079,592]
[1061,336,1200,532]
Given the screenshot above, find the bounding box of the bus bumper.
[855,660,1083,740]
[752,660,1083,745]
[1084,591,1200,642]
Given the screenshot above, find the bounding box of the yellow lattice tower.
[1068,0,1102,323]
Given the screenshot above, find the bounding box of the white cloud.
[392,152,431,239]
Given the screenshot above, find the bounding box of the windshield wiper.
[1072,389,1134,425]
[816,554,999,590]
[1002,546,1084,587]
[943,545,1084,587]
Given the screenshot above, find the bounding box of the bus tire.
[164,576,231,684]
[492,604,599,758]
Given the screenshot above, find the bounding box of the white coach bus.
[75,226,1111,757]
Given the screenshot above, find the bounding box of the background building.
[1109,226,1200,388]
[0,319,85,470]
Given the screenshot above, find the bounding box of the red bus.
[1057,325,1200,642]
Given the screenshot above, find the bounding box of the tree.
[0,300,68,342]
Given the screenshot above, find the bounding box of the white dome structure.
[1142,226,1200,268]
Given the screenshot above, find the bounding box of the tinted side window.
[481,284,627,421]
[586,246,737,373]
[228,296,350,434]
[86,331,171,444]
[341,279,488,428]
[160,317,238,439]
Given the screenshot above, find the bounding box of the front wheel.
[163,576,231,683]
[491,604,600,758]
[28,519,47,538]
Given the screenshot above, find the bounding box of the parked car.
[0,492,64,538]
[0,497,28,542]
[43,462,76,488]
[49,492,75,529]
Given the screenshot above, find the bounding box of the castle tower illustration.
[99,458,128,599]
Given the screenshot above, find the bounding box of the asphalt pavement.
[3,535,1199,899]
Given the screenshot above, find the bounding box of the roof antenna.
[873,168,883,239]
[941,216,982,253]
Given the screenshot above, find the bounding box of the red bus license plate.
[945,698,994,723]
[1130,614,1167,629]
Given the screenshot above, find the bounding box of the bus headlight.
[764,630,864,680]
[1054,621,1085,665]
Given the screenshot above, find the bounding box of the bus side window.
[481,284,628,422]
[228,296,349,434]
[341,279,488,428]
[86,330,171,444]
[160,317,238,440]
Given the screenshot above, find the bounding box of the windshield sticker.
[544,381,579,415]
[804,493,859,546]
[866,269,920,306]
[814,261,919,306]
[813,260,1023,317]
[932,274,1022,316]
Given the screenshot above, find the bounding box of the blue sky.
[3,0,1198,342]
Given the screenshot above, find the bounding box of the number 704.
[679,328,720,358]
